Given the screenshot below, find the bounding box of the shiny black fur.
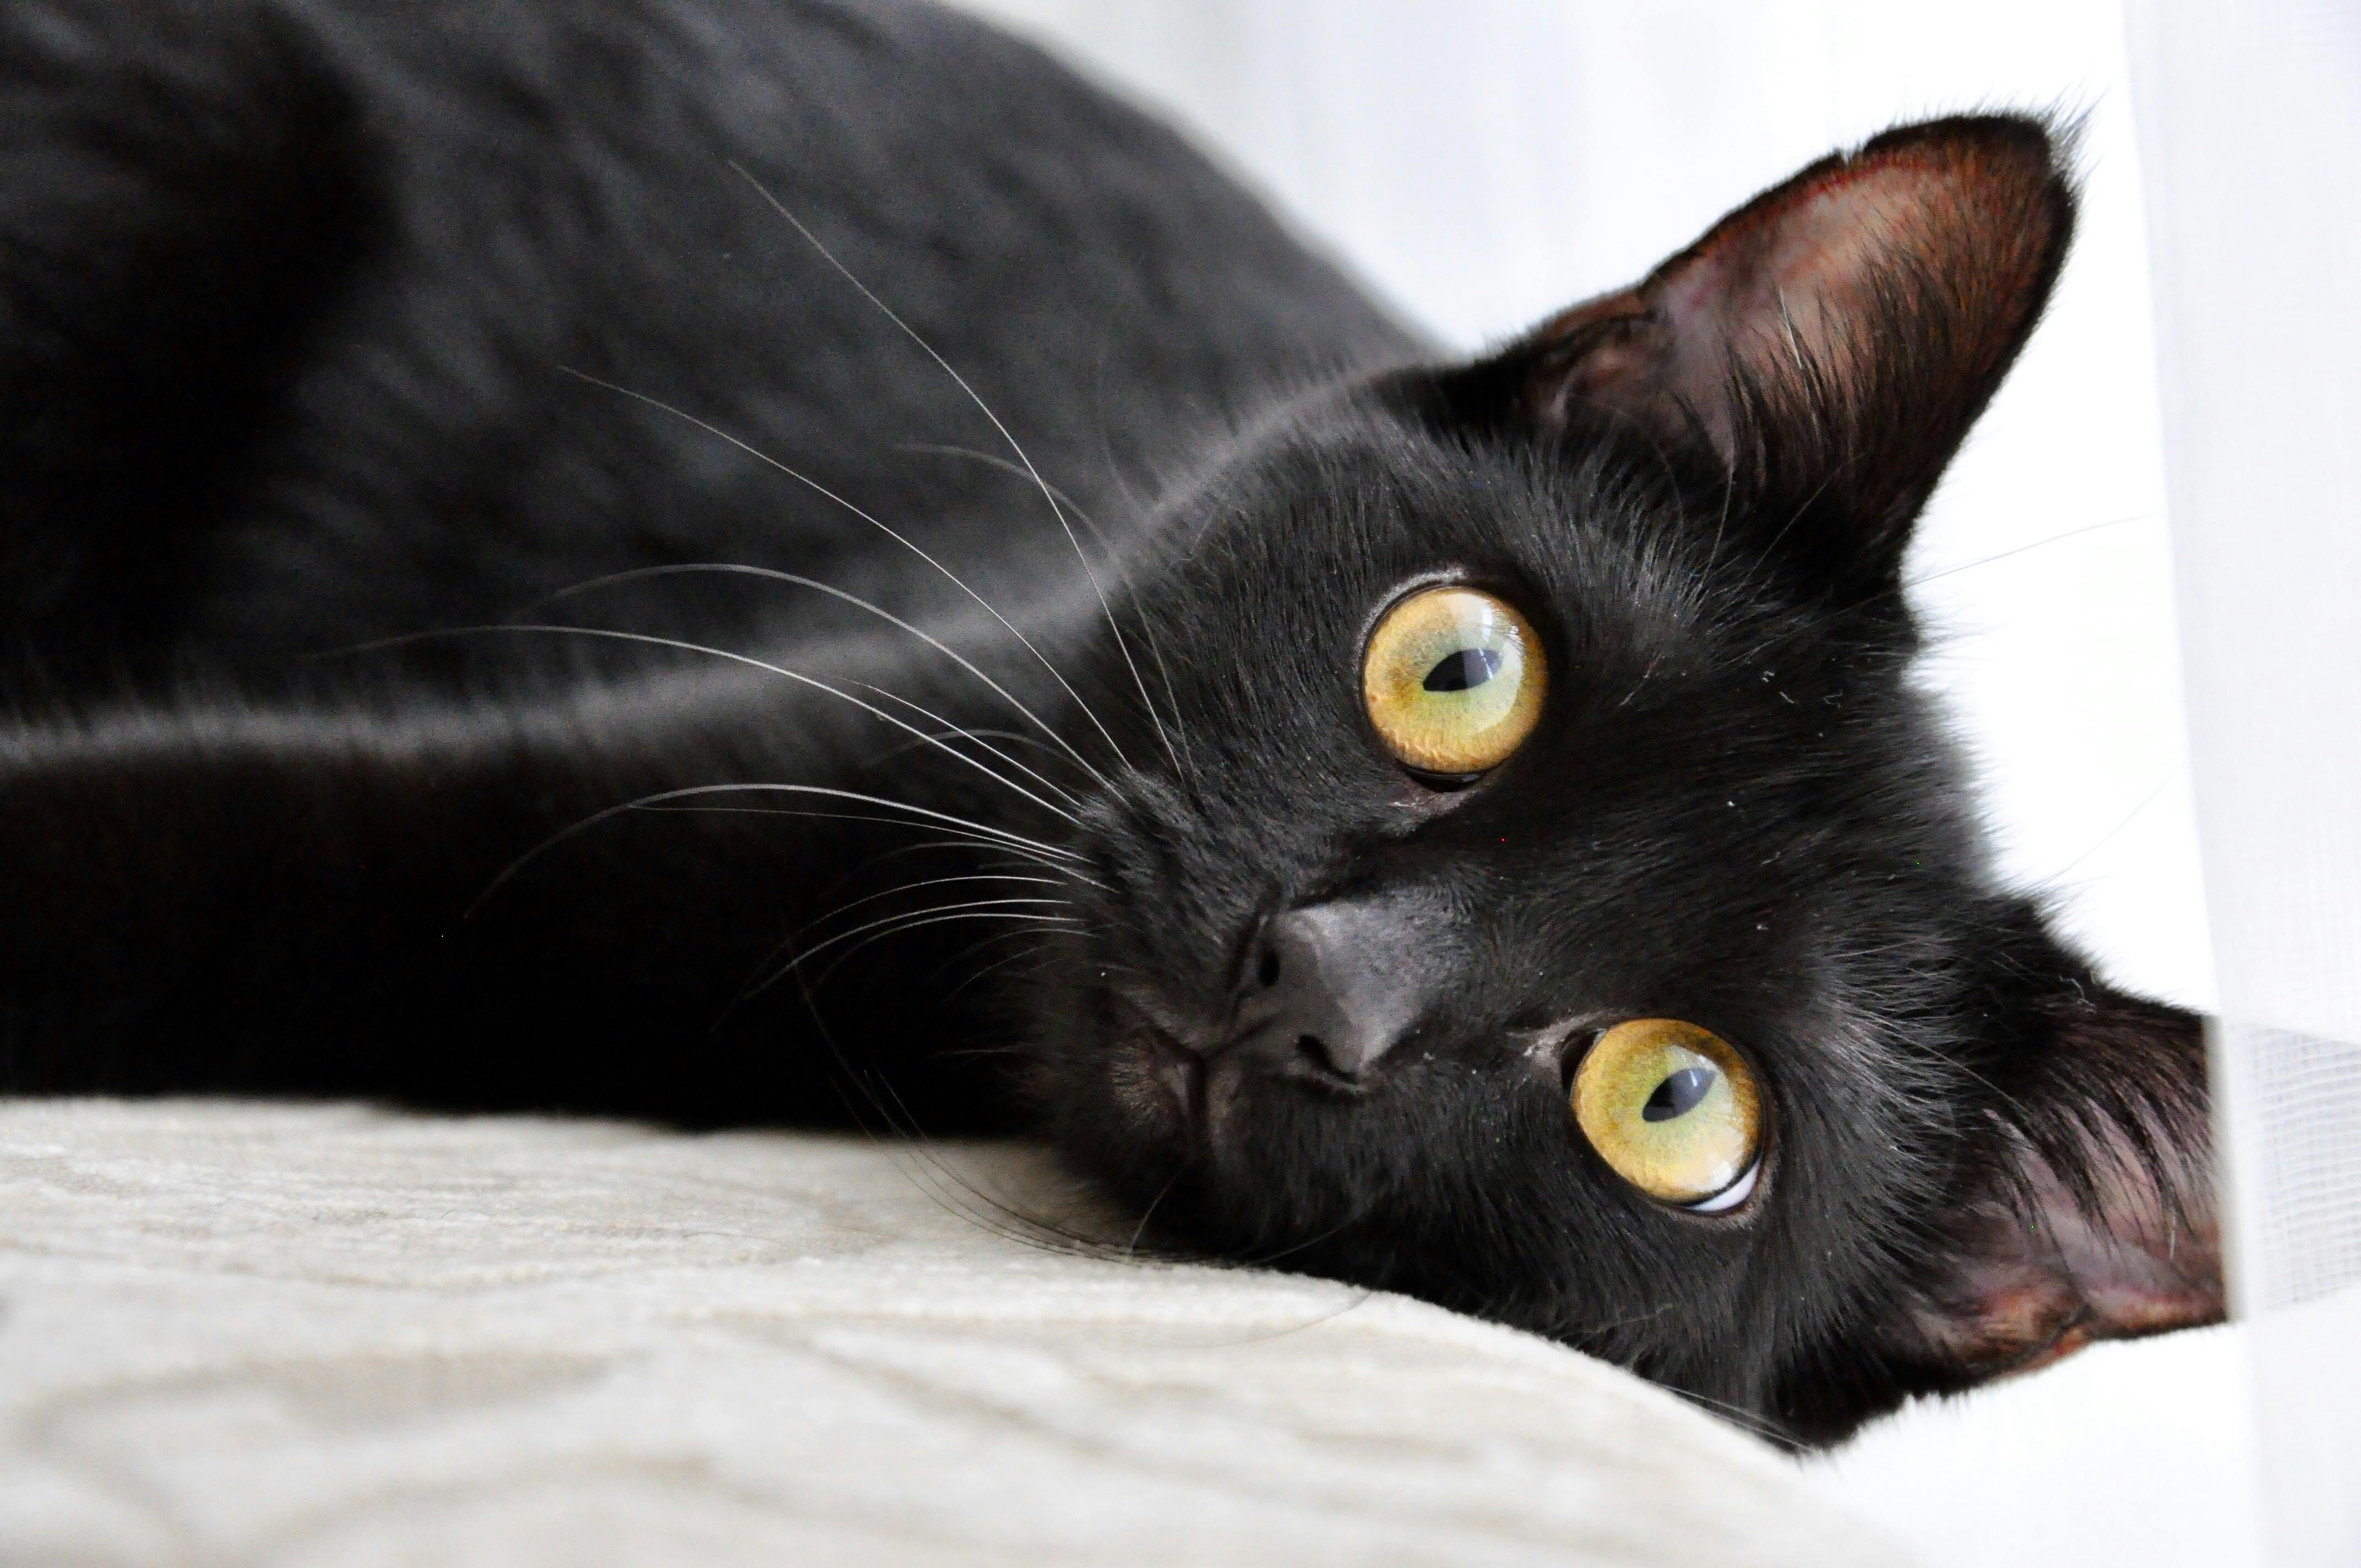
[0,0,2219,1445]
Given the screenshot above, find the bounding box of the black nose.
[1233,902,1424,1081]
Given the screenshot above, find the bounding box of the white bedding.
[0,1100,1901,1566]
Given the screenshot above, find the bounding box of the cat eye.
[1570,1019,1763,1212]
[1361,586,1546,777]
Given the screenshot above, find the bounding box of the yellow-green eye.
[1571,1019,1763,1211]
[1362,586,1545,776]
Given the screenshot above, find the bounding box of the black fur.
[0,0,2219,1445]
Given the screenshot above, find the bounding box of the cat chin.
[1075,1016,1275,1201]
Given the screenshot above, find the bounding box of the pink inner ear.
[1532,119,2070,508]
[1909,1139,2224,1382]
[1647,133,2063,434]
[1651,169,1911,409]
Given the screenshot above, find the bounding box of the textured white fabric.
[0,1100,1900,1567]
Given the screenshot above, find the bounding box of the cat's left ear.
[1883,982,2223,1401]
[1424,115,2075,598]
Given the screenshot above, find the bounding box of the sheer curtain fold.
[2126,4,2361,1563]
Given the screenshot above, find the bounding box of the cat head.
[1020,115,2221,1446]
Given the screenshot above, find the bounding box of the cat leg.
[0,651,1048,1128]
[0,684,791,1109]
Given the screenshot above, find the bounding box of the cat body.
[1,0,1405,1117]
[0,0,2221,1444]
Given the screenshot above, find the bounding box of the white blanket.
[0,1101,1901,1566]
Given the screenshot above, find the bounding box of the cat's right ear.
[1412,115,2076,600]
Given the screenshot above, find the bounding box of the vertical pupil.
[1423,647,1501,692]
[1641,1066,1715,1123]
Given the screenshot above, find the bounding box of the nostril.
[1233,902,1421,1085]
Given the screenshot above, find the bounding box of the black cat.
[0,0,2219,1445]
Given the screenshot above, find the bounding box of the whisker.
[861,726,1068,763]
[2045,775,2171,884]
[697,853,1107,1265]
[899,445,1198,788]
[1133,601,1198,789]
[940,934,1058,1000]
[1724,509,2172,677]
[754,901,1080,1000]
[1664,1386,1792,1446]
[862,1069,1128,1260]
[1090,312,1154,526]
[617,805,1097,885]
[844,682,1087,809]
[796,872,1069,939]
[339,622,1080,826]
[1237,1208,1366,1269]
[807,910,1087,996]
[783,978,1115,1261]
[731,165,1181,778]
[1187,1289,1385,1349]
[756,875,1071,992]
[471,781,1081,917]
[513,560,1111,795]
[893,444,1101,540]
[556,367,1135,774]
[1124,1167,1185,1259]
[1904,510,2156,591]
[926,917,1100,986]
[868,837,1106,889]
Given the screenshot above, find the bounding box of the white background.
[947,2,2256,1562]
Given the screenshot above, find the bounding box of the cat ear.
[1438,115,2075,596]
[1884,986,2223,1393]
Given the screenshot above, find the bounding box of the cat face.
[1020,117,2221,1446]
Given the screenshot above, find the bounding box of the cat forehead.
[1112,424,1951,879]
[1152,410,1723,651]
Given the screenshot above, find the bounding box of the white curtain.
[2126,4,2361,1564]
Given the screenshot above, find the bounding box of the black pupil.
[1642,1066,1715,1123]
[1423,647,1500,693]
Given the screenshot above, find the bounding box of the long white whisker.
[903,446,1198,788]
[843,681,1086,810]
[863,726,1071,767]
[894,443,1098,533]
[746,881,1077,1003]
[791,872,1070,949]
[1132,600,1197,788]
[471,781,1081,917]
[905,447,1203,790]
[808,910,1086,995]
[753,900,1080,999]
[861,835,1095,878]
[557,367,1135,772]
[1903,511,2156,590]
[622,809,1106,890]
[776,972,1116,1261]
[516,560,1111,794]
[730,166,1180,777]
[343,622,1079,826]
[942,934,1056,1001]
[1092,313,1159,530]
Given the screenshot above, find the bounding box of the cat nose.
[1232,902,1423,1081]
